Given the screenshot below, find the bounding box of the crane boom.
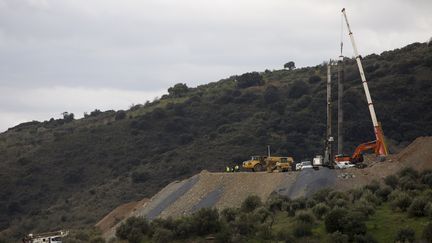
[341,8,388,156]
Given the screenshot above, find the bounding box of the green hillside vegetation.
[0,42,432,240]
[110,168,432,243]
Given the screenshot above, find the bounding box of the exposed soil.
[98,136,432,240]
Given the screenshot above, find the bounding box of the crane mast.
[341,8,388,156]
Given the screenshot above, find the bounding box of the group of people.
[225,165,240,172]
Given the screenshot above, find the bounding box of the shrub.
[390,192,412,211]
[292,222,313,237]
[360,190,381,206]
[422,173,432,187]
[375,186,393,201]
[422,222,432,242]
[241,195,262,213]
[152,228,174,243]
[408,197,428,217]
[275,229,296,242]
[115,110,127,120]
[364,180,380,193]
[221,208,237,222]
[312,203,330,220]
[325,208,348,233]
[308,75,322,84]
[236,72,264,88]
[342,212,367,239]
[116,217,150,243]
[295,211,315,224]
[395,227,415,243]
[352,200,375,219]
[399,176,418,191]
[398,167,419,179]
[327,231,349,243]
[263,85,279,104]
[288,80,309,98]
[353,233,378,243]
[384,175,399,189]
[131,171,150,183]
[191,208,221,236]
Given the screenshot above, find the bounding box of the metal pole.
[337,60,344,154]
[324,61,333,165]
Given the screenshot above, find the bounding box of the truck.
[242,156,294,172]
[22,230,68,243]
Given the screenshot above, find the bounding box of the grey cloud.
[0,0,431,131]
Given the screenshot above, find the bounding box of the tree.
[168,83,189,97]
[236,72,264,88]
[284,61,296,70]
[241,195,262,213]
[62,112,74,122]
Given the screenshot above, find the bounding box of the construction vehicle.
[242,156,294,172]
[330,8,389,166]
[312,155,323,169]
[22,230,68,243]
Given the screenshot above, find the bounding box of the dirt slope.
[98,136,432,240]
[95,198,148,235]
[335,136,432,191]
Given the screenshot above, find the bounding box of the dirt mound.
[95,198,148,235]
[335,136,432,191]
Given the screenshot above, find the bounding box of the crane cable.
[340,12,344,59]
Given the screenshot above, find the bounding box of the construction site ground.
[98,136,432,240]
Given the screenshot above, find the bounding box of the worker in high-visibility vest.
[234,165,239,172]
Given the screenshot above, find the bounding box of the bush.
[221,208,237,222]
[398,167,419,179]
[408,197,428,217]
[116,217,150,243]
[275,229,296,242]
[236,72,264,88]
[152,228,174,243]
[360,190,381,206]
[131,171,150,183]
[292,222,313,237]
[295,211,315,224]
[375,186,393,201]
[399,176,418,191]
[353,233,378,243]
[342,212,367,239]
[364,180,380,193]
[327,231,349,243]
[288,80,309,98]
[263,85,279,104]
[384,175,399,189]
[422,173,432,187]
[325,208,348,233]
[308,75,321,84]
[422,222,432,242]
[115,110,127,120]
[390,192,412,211]
[352,200,375,219]
[395,227,415,243]
[312,203,330,220]
[241,195,262,213]
[191,208,221,236]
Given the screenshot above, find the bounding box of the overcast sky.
[0,0,431,132]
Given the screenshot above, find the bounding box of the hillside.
[1,42,432,239]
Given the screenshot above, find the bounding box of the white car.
[296,161,313,170]
[335,162,356,169]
